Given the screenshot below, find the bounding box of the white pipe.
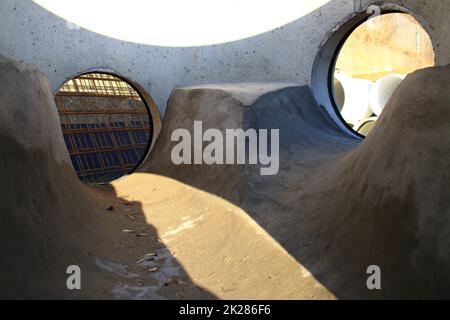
[369,74,406,116]
[355,116,378,136]
[333,72,373,125]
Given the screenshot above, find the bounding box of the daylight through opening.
[331,12,435,136]
[54,72,153,184]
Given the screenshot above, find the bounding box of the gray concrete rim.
[310,1,437,139]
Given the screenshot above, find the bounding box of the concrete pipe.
[333,72,374,126]
[355,116,378,136]
[369,74,406,116]
[333,77,345,112]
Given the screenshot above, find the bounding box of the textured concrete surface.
[0,0,350,115]
[244,66,450,298]
[117,66,450,299]
[2,0,448,120]
[1,54,450,299]
[0,0,346,113]
[0,56,211,299]
[335,13,435,80]
[0,55,92,298]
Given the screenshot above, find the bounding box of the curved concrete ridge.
[0,55,95,298]
[0,56,338,299]
[244,65,450,298]
[135,67,450,298]
[140,82,356,204]
[182,82,301,106]
[1,54,450,299]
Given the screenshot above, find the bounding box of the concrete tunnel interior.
[1,0,450,301]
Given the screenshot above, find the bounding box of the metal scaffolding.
[54,73,152,183]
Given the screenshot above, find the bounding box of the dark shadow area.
[0,54,214,298]
[0,132,216,299]
[73,183,217,299]
[138,81,450,299]
[140,84,366,299]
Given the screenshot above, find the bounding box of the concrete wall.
[0,0,449,120]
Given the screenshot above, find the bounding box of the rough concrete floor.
[1,55,450,299]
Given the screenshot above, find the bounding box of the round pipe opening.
[312,6,436,138]
[54,72,157,184]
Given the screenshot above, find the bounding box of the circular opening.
[330,12,435,136]
[54,72,154,184]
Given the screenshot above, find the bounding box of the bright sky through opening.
[33,0,330,47]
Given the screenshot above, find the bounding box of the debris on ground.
[135,252,157,264]
[136,233,148,237]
